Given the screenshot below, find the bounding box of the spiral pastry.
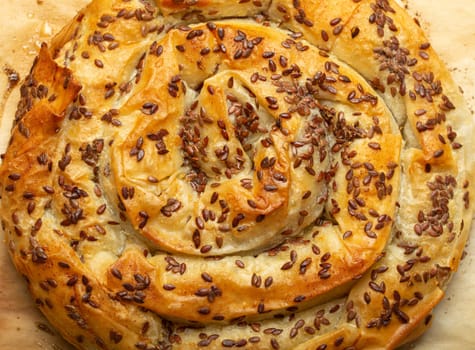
[0,0,473,349]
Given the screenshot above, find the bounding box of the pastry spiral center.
[112,22,333,255]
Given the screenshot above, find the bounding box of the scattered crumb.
[3,65,20,90]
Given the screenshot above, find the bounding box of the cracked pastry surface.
[0,0,473,349]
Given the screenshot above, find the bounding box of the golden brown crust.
[0,0,473,349]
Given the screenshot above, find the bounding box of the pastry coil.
[0,0,473,349]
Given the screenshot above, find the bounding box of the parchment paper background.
[0,1,473,349]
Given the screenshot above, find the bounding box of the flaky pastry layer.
[0,0,474,349]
